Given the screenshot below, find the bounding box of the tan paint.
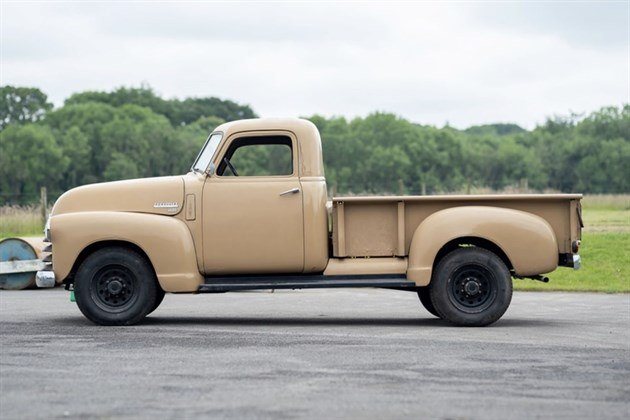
[180,172,206,273]
[300,176,329,273]
[406,206,558,285]
[324,257,407,276]
[332,195,580,257]
[201,130,305,274]
[52,176,184,216]
[201,177,305,274]
[46,117,582,293]
[51,212,203,292]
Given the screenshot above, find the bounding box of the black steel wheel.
[92,265,138,311]
[74,247,157,326]
[430,247,512,327]
[448,265,496,313]
[417,287,440,317]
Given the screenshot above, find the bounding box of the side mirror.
[206,162,216,176]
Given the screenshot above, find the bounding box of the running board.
[199,274,415,293]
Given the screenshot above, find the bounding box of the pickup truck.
[36,118,583,327]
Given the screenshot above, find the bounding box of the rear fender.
[407,206,558,286]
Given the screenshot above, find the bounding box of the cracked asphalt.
[1,289,629,419]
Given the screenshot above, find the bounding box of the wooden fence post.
[520,178,529,192]
[40,187,47,224]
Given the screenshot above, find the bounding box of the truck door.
[201,132,304,274]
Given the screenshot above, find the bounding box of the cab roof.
[212,118,325,178]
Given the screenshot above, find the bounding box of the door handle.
[279,187,300,196]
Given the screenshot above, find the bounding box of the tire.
[147,287,165,315]
[417,287,440,317]
[430,247,512,327]
[74,247,158,326]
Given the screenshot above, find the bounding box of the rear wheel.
[74,247,157,326]
[417,287,440,317]
[430,247,512,327]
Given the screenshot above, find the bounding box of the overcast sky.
[1,1,628,128]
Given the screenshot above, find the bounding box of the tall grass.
[581,194,630,211]
[0,205,45,238]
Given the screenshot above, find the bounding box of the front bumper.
[36,270,56,288]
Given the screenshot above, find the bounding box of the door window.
[217,136,293,177]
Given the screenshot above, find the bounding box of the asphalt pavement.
[1,288,628,419]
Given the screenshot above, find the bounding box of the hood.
[51,176,185,216]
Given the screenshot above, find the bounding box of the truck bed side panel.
[332,195,581,257]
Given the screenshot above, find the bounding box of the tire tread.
[74,246,157,326]
[430,247,512,327]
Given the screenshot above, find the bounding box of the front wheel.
[74,247,158,326]
[430,247,512,327]
[147,287,165,315]
[417,287,440,317]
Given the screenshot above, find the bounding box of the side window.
[217,136,294,177]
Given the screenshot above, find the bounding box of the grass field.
[511,195,628,293]
[0,205,45,238]
[1,195,628,292]
[513,232,628,293]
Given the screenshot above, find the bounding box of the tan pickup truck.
[37,118,583,326]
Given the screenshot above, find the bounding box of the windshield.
[192,133,223,173]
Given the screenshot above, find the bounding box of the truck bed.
[331,194,583,257]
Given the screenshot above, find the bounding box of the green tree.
[103,152,139,181]
[2,85,628,205]
[174,116,225,172]
[0,124,68,202]
[57,127,92,186]
[0,86,53,130]
[65,85,256,126]
[168,97,256,125]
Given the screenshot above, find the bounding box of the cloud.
[1,1,627,128]
[467,2,628,49]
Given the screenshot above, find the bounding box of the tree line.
[0,85,628,204]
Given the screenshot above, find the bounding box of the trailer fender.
[406,206,558,286]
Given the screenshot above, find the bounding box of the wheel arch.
[51,211,204,292]
[66,240,159,288]
[406,206,558,286]
[432,236,514,275]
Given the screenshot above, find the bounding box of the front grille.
[41,239,53,271]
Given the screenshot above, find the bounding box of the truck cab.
[38,118,582,327]
[189,119,329,276]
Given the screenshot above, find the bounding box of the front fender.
[51,212,203,292]
[407,206,558,286]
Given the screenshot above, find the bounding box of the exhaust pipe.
[514,274,549,283]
